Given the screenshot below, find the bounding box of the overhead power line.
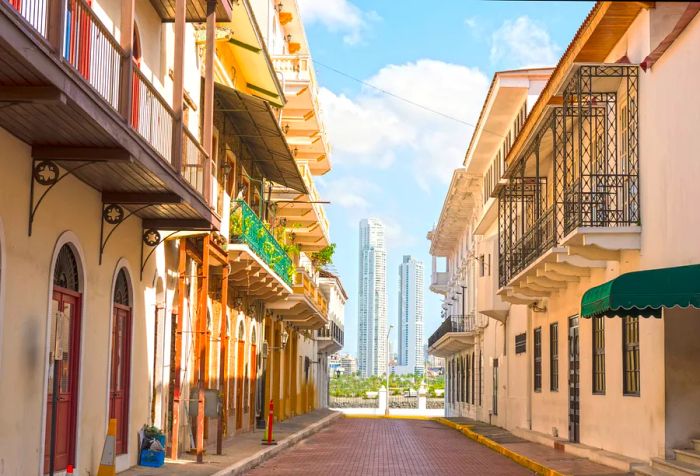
[313,60,505,139]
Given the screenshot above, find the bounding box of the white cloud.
[318,60,489,188]
[297,0,378,45]
[490,16,560,68]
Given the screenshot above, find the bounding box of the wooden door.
[110,305,132,455]
[235,340,245,430]
[44,290,81,473]
[249,344,256,426]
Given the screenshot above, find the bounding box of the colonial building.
[428,2,700,474]
[0,0,343,474]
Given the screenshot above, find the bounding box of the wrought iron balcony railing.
[230,200,294,286]
[428,314,477,348]
[498,64,639,288]
[317,320,344,347]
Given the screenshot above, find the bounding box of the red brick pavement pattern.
[246,418,534,476]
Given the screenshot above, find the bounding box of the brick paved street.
[246,418,534,475]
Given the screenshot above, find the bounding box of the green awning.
[581,264,700,318]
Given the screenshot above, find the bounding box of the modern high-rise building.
[358,218,388,376]
[398,256,425,375]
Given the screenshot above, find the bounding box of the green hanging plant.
[311,244,336,267]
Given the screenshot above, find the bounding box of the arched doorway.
[249,326,257,427]
[110,269,132,455]
[44,244,82,473]
[235,320,245,431]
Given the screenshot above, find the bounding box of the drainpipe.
[526,308,533,430]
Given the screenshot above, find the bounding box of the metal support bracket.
[99,203,153,265]
[28,159,97,236]
[140,228,179,280]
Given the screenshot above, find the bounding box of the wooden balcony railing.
[2,0,211,200]
[294,269,328,316]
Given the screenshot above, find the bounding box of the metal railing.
[182,128,208,195]
[131,67,175,162]
[428,313,477,348]
[63,0,123,109]
[231,200,294,286]
[317,320,344,346]
[5,0,47,35]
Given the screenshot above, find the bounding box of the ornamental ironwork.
[54,245,80,291]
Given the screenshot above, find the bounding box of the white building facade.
[397,255,425,375]
[358,218,388,376]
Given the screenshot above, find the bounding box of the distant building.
[339,354,358,376]
[398,255,425,375]
[357,219,388,376]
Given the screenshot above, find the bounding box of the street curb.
[434,417,567,476]
[210,411,342,476]
[341,414,434,420]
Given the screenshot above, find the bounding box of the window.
[592,318,605,394]
[515,333,527,354]
[479,351,483,406]
[550,323,559,391]
[623,317,640,395]
[471,351,475,404]
[479,255,485,277]
[465,355,469,404]
[534,327,542,392]
[492,358,499,416]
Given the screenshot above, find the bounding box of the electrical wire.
[313,60,506,139]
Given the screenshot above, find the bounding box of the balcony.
[267,267,329,330]
[427,314,485,358]
[148,0,233,22]
[272,54,331,175]
[228,200,294,297]
[0,0,215,231]
[498,64,641,303]
[317,320,343,354]
[430,271,449,295]
[271,161,330,252]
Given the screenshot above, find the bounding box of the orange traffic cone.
[97,419,117,476]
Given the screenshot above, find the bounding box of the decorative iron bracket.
[99,203,153,265]
[28,159,98,236]
[140,228,179,280]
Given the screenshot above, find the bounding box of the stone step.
[676,450,700,467]
[652,457,700,476]
[693,440,700,453]
[634,464,678,476]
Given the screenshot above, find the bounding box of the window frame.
[592,317,606,395]
[550,322,559,392]
[622,316,640,396]
[534,327,542,392]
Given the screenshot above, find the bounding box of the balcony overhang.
[214,83,306,193]
[227,244,293,298]
[148,0,233,22]
[317,336,343,354]
[430,170,481,256]
[0,5,215,228]
[428,333,475,358]
[266,294,328,330]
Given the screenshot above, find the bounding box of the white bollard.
[418,381,427,412]
[378,386,388,415]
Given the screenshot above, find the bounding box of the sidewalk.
[119,409,341,476]
[438,417,633,476]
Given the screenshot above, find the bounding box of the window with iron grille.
[623,317,640,396]
[534,328,542,391]
[479,351,483,406]
[550,323,559,391]
[592,317,606,394]
[492,358,499,415]
[515,333,527,354]
[471,351,475,404]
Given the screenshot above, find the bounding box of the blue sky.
[298,0,593,357]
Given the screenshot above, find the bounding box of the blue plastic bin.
[140,449,165,468]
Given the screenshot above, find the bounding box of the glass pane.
[48,298,59,394]
[60,302,72,394]
[116,312,124,391]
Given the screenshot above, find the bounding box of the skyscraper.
[357,218,388,377]
[398,255,425,375]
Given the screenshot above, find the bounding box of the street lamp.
[385,324,393,416]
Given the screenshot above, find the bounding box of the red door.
[44,289,81,473]
[235,340,245,430]
[110,305,132,455]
